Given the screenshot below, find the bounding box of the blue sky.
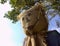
[0,2,26,46]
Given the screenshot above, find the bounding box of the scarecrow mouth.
[27,25,34,30]
[26,19,39,30]
[24,18,39,30]
[23,24,34,30]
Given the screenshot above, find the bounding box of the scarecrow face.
[20,10,39,31]
[17,3,48,35]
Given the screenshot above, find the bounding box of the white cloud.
[0,19,16,46]
[0,2,17,46]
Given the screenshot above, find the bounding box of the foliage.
[0,0,60,23]
[4,9,20,23]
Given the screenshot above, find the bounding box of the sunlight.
[0,2,17,46]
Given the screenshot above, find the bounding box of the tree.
[0,0,60,23]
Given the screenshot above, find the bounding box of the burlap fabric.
[23,33,47,46]
[17,2,48,46]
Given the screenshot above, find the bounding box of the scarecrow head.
[17,3,48,36]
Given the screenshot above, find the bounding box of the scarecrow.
[17,2,48,46]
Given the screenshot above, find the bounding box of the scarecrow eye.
[28,13,31,16]
[22,17,24,21]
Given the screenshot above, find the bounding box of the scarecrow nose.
[26,17,30,22]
